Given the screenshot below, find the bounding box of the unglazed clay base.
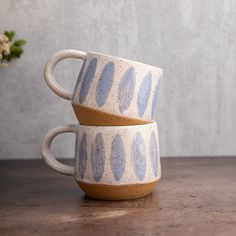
[76,180,160,200]
[72,104,151,126]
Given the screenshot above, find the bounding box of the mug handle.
[44,50,87,100]
[41,124,77,176]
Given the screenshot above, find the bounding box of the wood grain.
[0,157,236,236]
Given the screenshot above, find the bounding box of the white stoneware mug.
[41,122,161,200]
[44,50,163,126]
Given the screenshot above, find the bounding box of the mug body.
[74,122,161,200]
[72,52,162,126]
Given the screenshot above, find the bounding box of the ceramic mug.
[44,50,163,126]
[41,122,161,200]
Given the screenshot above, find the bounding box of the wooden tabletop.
[1,157,236,236]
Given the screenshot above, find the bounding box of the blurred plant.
[0,31,26,67]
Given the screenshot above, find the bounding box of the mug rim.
[88,51,163,74]
[76,122,157,130]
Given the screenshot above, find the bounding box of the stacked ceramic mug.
[42,50,163,200]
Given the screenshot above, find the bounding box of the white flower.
[0,34,11,56]
[0,34,9,43]
[2,42,11,55]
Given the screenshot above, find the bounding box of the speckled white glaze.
[44,50,163,122]
[41,123,161,185]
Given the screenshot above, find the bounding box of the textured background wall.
[0,0,236,159]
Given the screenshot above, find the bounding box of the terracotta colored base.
[76,180,160,200]
[72,104,151,126]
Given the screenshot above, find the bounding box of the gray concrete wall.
[0,0,236,159]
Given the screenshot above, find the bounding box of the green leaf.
[4,31,15,41]
[3,54,12,61]
[10,45,23,57]
[14,39,26,47]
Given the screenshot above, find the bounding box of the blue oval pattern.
[118,67,136,113]
[150,131,158,176]
[131,132,146,181]
[91,133,105,182]
[96,62,115,107]
[110,134,126,182]
[79,58,97,104]
[74,59,87,92]
[137,71,152,117]
[151,80,161,119]
[78,133,87,179]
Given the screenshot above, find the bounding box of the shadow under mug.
[44,50,163,126]
[41,123,161,200]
